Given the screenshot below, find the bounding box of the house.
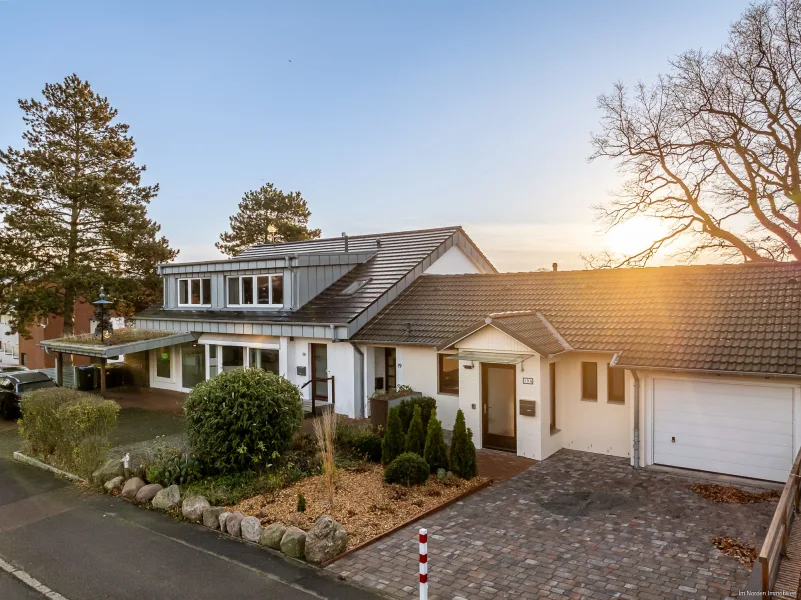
[131,225,801,483]
[0,314,19,363]
[132,227,495,418]
[18,301,95,369]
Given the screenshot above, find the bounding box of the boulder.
[226,511,245,537]
[260,523,287,549]
[280,526,307,560]
[182,496,211,523]
[91,458,124,485]
[203,506,225,530]
[103,476,124,493]
[152,485,180,511]
[134,483,163,504]
[120,477,145,500]
[218,511,232,532]
[240,516,262,543]
[305,516,348,564]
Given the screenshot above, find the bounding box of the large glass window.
[221,346,244,372]
[156,347,171,379]
[437,354,459,394]
[249,348,279,374]
[208,344,219,378]
[226,275,284,307]
[178,277,211,306]
[181,343,206,389]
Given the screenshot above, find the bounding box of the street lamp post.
[92,288,114,396]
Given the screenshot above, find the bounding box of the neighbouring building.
[19,301,95,369]
[128,225,801,483]
[0,314,19,362]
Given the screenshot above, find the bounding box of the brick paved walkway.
[328,450,776,599]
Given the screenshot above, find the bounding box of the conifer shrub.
[404,404,426,456]
[381,405,405,464]
[398,396,437,432]
[449,409,478,479]
[423,408,449,473]
[384,452,430,486]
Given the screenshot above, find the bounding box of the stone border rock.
[12,451,85,483]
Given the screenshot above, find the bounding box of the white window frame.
[226,274,283,308]
[177,277,211,307]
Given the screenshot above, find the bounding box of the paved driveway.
[329,450,776,599]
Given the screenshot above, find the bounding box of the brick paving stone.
[327,450,776,599]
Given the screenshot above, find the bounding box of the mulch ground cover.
[231,463,488,549]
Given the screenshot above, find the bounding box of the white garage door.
[654,378,794,482]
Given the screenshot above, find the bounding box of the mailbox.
[519,400,536,417]
[296,366,307,377]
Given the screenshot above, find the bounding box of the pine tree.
[381,406,405,465]
[0,74,176,336]
[449,409,477,479]
[216,183,321,256]
[423,408,448,473]
[404,404,426,456]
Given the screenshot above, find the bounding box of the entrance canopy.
[451,350,534,365]
[40,330,198,359]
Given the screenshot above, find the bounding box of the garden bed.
[231,463,489,549]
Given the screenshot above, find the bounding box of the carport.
[39,331,198,395]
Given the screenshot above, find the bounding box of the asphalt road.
[0,455,384,600]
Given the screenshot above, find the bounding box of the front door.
[481,363,517,452]
[311,343,328,401]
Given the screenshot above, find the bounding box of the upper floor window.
[227,275,284,307]
[179,278,211,306]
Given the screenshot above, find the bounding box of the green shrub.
[381,406,405,465]
[18,388,119,477]
[297,493,306,512]
[404,404,426,456]
[384,452,430,486]
[145,446,203,486]
[184,368,303,474]
[423,408,448,473]
[336,421,382,462]
[449,409,477,479]
[398,396,437,433]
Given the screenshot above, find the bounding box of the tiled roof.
[351,262,801,376]
[138,227,495,326]
[441,312,568,356]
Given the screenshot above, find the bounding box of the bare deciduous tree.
[591,0,801,266]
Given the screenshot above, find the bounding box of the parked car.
[0,371,58,419]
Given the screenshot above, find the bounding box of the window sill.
[438,391,459,397]
[607,399,625,405]
[226,305,284,309]
[177,304,211,308]
[580,398,598,402]
[550,427,561,436]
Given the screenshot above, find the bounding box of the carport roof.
[40,331,198,359]
[352,261,801,377]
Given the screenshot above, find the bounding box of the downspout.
[284,255,297,310]
[351,342,365,419]
[630,369,641,469]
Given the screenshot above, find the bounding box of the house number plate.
[522,377,534,385]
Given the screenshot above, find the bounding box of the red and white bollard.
[419,528,428,600]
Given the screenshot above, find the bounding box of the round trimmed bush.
[184,368,303,474]
[384,452,430,486]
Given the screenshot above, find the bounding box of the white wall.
[395,345,461,429]
[424,245,482,275]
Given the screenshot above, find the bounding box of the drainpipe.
[284,255,297,310]
[351,342,365,419]
[630,369,641,469]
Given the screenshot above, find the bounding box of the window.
[341,278,372,295]
[178,277,211,306]
[607,365,625,403]
[437,354,459,395]
[156,347,171,379]
[226,275,284,307]
[181,343,206,389]
[221,346,244,372]
[550,362,558,433]
[581,361,598,401]
[249,348,279,374]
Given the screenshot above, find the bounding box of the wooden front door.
[481,363,517,452]
[311,343,328,401]
[385,348,397,390]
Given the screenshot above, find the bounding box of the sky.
[0,0,753,271]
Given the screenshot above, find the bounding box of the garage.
[653,377,794,482]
